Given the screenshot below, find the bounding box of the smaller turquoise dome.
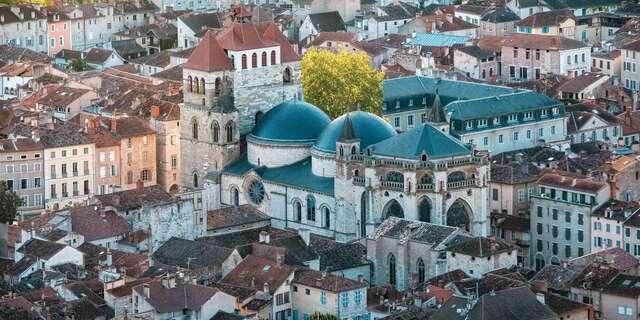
[250,101,331,143]
[313,111,396,153]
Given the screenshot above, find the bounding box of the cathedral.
[180,7,490,242]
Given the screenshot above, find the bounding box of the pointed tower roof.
[232,4,253,19]
[338,113,358,142]
[183,30,232,72]
[427,90,447,123]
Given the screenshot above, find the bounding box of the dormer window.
[507,114,517,122]
[541,109,548,117]
[552,107,559,115]
[523,112,534,120]
[493,117,501,125]
[408,99,413,106]
[477,119,488,127]
[422,96,427,104]
[465,121,473,130]
[395,101,400,109]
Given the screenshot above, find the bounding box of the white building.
[0,5,48,52]
[622,40,640,92]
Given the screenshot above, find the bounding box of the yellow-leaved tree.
[301,48,384,119]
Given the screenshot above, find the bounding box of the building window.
[322,207,330,228]
[320,291,327,305]
[417,258,425,283]
[388,253,396,285]
[306,196,316,221]
[271,51,276,65]
[192,119,198,139]
[241,54,247,69]
[261,51,267,66]
[252,52,257,68]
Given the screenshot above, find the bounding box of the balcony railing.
[417,183,434,191]
[353,176,365,186]
[447,178,477,189]
[381,180,404,191]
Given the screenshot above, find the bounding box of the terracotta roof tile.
[70,206,130,242]
[220,254,294,294]
[183,30,232,72]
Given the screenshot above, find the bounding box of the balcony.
[417,183,434,191]
[447,178,477,189]
[381,180,404,191]
[353,176,365,186]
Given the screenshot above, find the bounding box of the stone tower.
[334,114,360,241]
[180,31,240,188]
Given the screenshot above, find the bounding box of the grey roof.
[179,12,223,32]
[152,237,234,270]
[310,235,370,272]
[369,124,471,160]
[40,123,93,148]
[130,50,172,67]
[481,7,521,23]
[530,265,581,292]
[445,91,562,121]
[308,11,346,33]
[370,217,460,246]
[224,157,334,195]
[207,205,270,231]
[466,286,558,320]
[456,45,495,59]
[16,239,66,260]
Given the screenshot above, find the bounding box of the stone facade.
[0,136,44,220]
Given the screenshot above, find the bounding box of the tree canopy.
[68,59,90,72]
[0,181,22,224]
[301,48,384,119]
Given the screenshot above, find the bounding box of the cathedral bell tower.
[426,89,449,133]
[334,113,360,241]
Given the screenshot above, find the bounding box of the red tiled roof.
[232,4,252,18]
[183,30,232,72]
[70,206,130,241]
[217,22,279,51]
[221,255,294,294]
[258,22,299,62]
[538,172,607,193]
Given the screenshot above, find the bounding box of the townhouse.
[0,5,48,52]
[453,45,498,81]
[0,133,44,220]
[110,116,157,190]
[599,156,640,202]
[530,172,610,270]
[479,7,520,37]
[515,10,577,39]
[591,200,638,253]
[501,33,591,81]
[490,213,532,266]
[83,119,121,195]
[621,39,640,92]
[46,7,72,56]
[592,50,621,78]
[36,86,98,122]
[566,104,621,146]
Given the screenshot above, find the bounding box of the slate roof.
[224,157,335,195]
[456,45,495,59]
[198,227,297,249]
[151,64,183,82]
[446,236,515,257]
[490,162,540,184]
[96,185,175,211]
[179,12,223,32]
[569,247,639,271]
[307,11,346,33]
[132,280,219,313]
[16,239,66,260]
[481,7,520,22]
[426,269,470,286]
[130,50,172,68]
[370,217,461,246]
[570,262,619,290]
[310,235,370,272]
[207,205,270,231]
[70,206,130,242]
[466,286,558,320]
[152,237,234,270]
[491,213,531,233]
[456,4,489,15]
[370,124,471,160]
[546,293,590,315]
[446,91,562,121]
[220,254,295,294]
[294,268,366,292]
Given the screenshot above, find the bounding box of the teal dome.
[250,101,331,143]
[313,111,396,153]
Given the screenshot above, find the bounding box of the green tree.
[68,59,90,72]
[0,181,22,225]
[310,312,338,320]
[301,48,384,119]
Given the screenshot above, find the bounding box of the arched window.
[417,258,425,283]
[193,172,199,188]
[225,122,234,143]
[193,77,199,93]
[241,54,247,69]
[447,171,466,183]
[354,169,359,177]
[252,52,257,68]
[214,77,221,96]
[270,50,276,65]
[126,171,133,184]
[200,78,205,95]
[231,187,239,206]
[351,146,356,154]
[386,171,404,182]
[188,75,193,92]
[192,119,199,139]
[262,51,267,66]
[293,201,302,221]
[211,121,219,143]
[388,254,396,285]
[283,67,292,83]
[307,196,316,221]
[420,174,433,184]
[323,207,330,228]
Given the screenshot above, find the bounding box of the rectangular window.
[341,293,349,308]
[320,291,327,305]
[492,189,499,201]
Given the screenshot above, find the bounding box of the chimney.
[31,129,40,142]
[263,282,270,294]
[276,252,284,267]
[136,179,144,191]
[298,228,310,246]
[106,249,112,267]
[150,105,160,118]
[259,230,270,244]
[143,284,150,299]
[112,194,121,206]
[110,118,117,132]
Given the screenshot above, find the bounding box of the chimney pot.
[263,282,270,294]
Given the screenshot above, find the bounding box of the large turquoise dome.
[250,101,331,143]
[313,111,396,153]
